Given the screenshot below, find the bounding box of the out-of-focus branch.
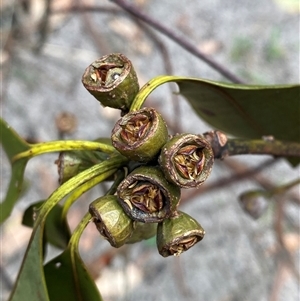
[110,0,244,84]
[273,198,300,281]
[52,3,244,83]
[224,159,300,205]
[34,0,52,52]
[181,158,277,205]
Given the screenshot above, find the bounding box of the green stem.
[61,169,118,220]
[105,169,126,196]
[8,155,127,301]
[12,140,116,163]
[35,155,128,226]
[68,212,92,247]
[68,212,93,300]
[130,75,186,111]
[225,139,300,158]
[69,212,91,254]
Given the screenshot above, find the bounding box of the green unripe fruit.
[111,107,169,162]
[159,133,214,188]
[117,166,181,223]
[89,195,134,248]
[82,53,139,113]
[157,211,205,257]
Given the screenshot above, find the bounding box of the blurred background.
[1,0,299,300]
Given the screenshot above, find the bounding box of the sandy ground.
[1,0,299,300]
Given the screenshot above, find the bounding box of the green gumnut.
[82,53,139,113]
[159,133,214,188]
[117,166,181,223]
[157,211,205,257]
[56,138,112,184]
[126,222,157,244]
[89,195,134,248]
[111,107,169,162]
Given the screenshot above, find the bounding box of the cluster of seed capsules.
[79,53,215,257]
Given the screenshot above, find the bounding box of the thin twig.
[204,131,300,159]
[51,3,244,83]
[80,10,111,55]
[273,197,300,281]
[268,261,286,301]
[110,0,245,84]
[181,158,277,205]
[225,139,300,158]
[224,159,300,205]
[34,0,52,52]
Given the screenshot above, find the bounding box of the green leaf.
[0,159,29,223]
[0,118,117,223]
[57,149,111,184]
[44,214,103,301]
[8,157,127,301]
[22,201,71,249]
[177,79,300,143]
[130,76,300,165]
[178,79,300,165]
[9,225,49,301]
[0,118,30,160]
[0,118,31,223]
[44,248,102,301]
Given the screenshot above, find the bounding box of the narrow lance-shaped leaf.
[9,156,127,301]
[179,79,300,166]
[44,213,103,301]
[0,118,30,223]
[8,225,49,301]
[177,78,300,142]
[130,76,300,165]
[1,118,117,222]
[22,201,71,250]
[56,137,112,184]
[0,118,30,160]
